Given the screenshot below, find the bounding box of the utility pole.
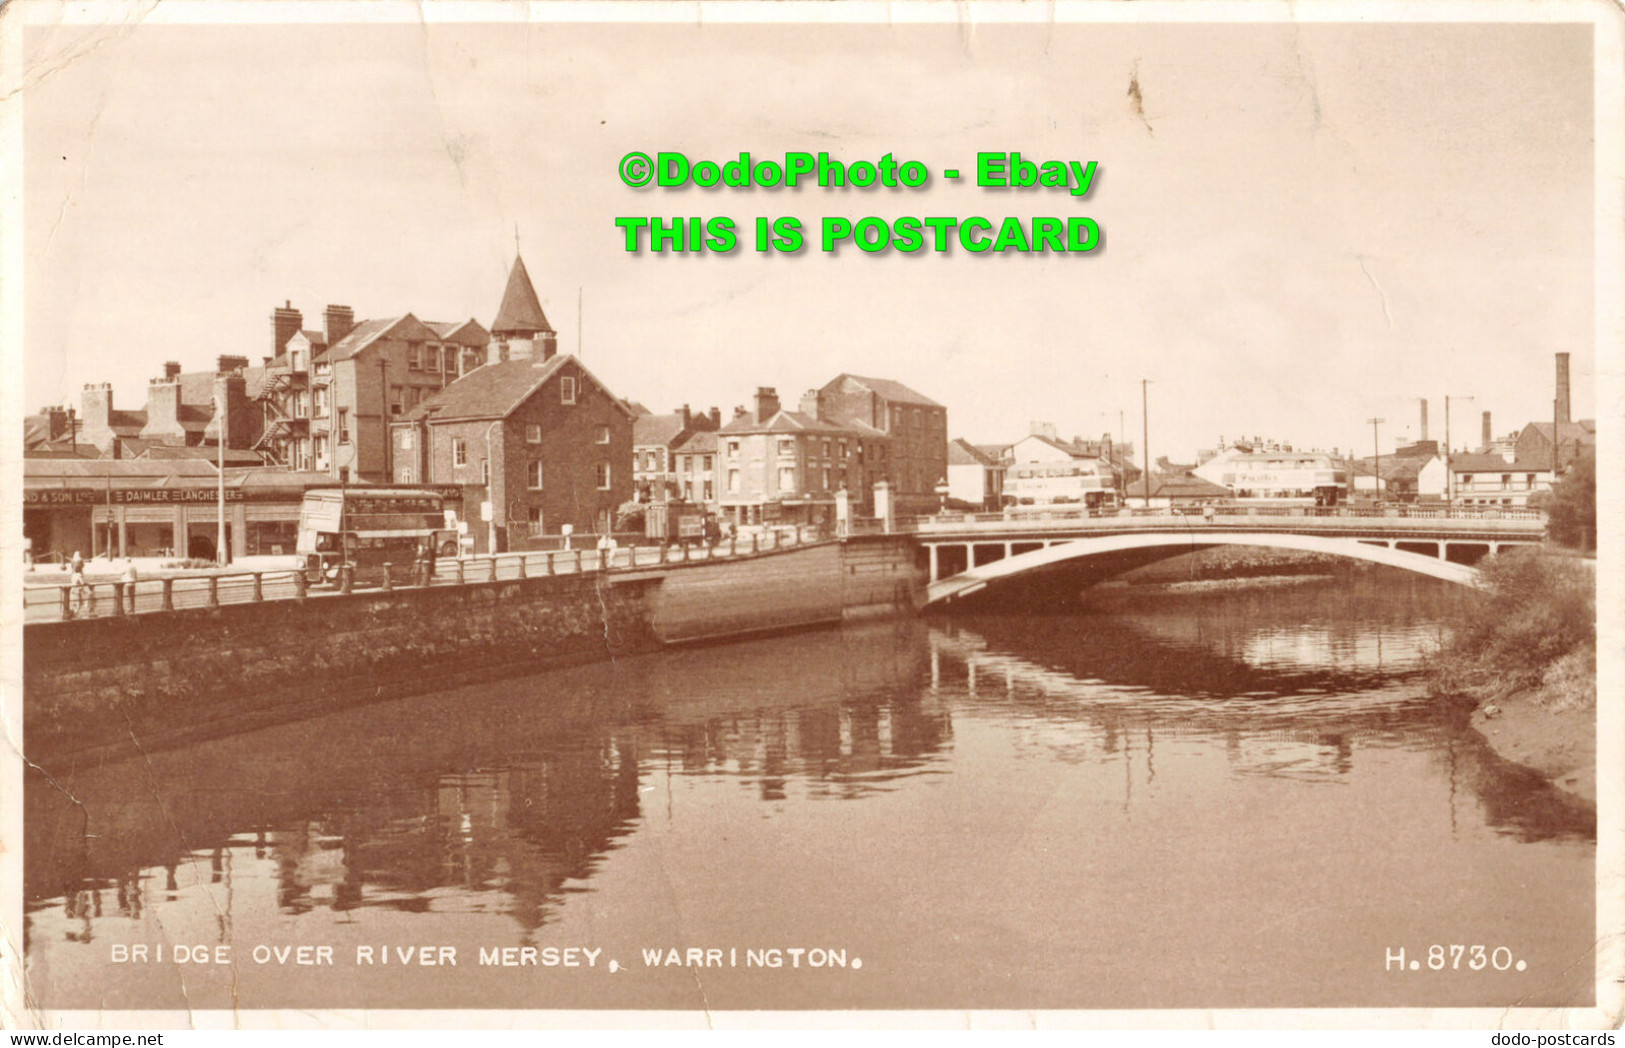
[578,287,584,358]
[379,354,392,481]
[217,384,227,566]
[1141,380,1152,506]
[1366,417,1384,502]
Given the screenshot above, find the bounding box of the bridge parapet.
[899,505,1545,540]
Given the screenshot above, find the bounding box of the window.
[314,387,329,416]
[838,440,848,459]
[337,409,350,444]
[453,438,467,467]
[293,392,309,419]
[822,439,831,459]
[1501,474,1512,490]
[463,348,480,374]
[390,386,404,416]
[526,424,542,444]
[726,441,740,460]
[561,377,578,405]
[822,468,831,490]
[913,409,923,429]
[291,349,307,372]
[596,462,612,490]
[408,345,422,370]
[597,425,611,445]
[1526,473,1537,487]
[399,429,414,450]
[778,466,796,492]
[527,507,544,537]
[703,479,714,501]
[703,455,713,471]
[528,461,543,490]
[681,455,691,473]
[313,435,328,461]
[727,470,740,494]
[399,465,416,483]
[777,437,796,459]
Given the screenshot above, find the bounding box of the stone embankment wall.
[25,537,925,759]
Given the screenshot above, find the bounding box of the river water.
[24,573,1595,1012]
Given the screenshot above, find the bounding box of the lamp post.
[1141,379,1152,507]
[484,419,502,554]
[1366,417,1384,503]
[216,384,228,566]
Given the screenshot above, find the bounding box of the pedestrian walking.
[69,550,88,615]
[121,559,139,612]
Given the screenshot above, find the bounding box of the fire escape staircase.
[252,370,297,463]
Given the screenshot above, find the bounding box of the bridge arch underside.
[925,532,1494,609]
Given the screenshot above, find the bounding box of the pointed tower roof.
[492,254,554,337]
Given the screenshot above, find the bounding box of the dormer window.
[290,349,306,372]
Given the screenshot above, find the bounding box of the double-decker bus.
[296,488,456,587]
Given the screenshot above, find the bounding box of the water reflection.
[24,576,1594,1010]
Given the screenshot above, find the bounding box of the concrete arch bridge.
[908,508,1545,607]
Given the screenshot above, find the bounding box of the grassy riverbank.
[1427,548,1597,805]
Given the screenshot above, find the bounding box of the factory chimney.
[1418,399,1428,442]
[1481,411,1492,449]
[1555,352,1571,426]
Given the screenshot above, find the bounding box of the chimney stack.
[679,404,692,429]
[1029,420,1059,441]
[272,301,303,356]
[164,361,182,380]
[799,389,821,418]
[80,383,114,451]
[1481,411,1492,449]
[754,386,780,423]
[141,376,186,446]
[216,354,249,375]
[324,305,355,347]
[707,407,721,428]
[1555,352,1571,425]
[1419,399,1428,442]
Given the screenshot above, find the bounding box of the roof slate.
[634,412,689,448]
[718,409,868,436]
[830,373,942,407]
[403,355,630,424]
[948,438,998,466]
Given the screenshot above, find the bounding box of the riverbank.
[1428,549,1596,806]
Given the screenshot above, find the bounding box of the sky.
[20,14,1597,463]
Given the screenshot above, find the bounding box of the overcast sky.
[22,16,1595,461]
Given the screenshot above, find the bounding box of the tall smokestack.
[1482,411,1492,449]
[1419,399,1429,442]
[1555,352,1571,425]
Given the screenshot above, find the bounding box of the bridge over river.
[899,505,1546,607]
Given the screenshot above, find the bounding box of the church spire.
[491,253,555,339]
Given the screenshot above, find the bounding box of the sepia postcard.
[1,0,1620,1031]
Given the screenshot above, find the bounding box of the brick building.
[253,302,490,480]
[391,354,634,552]
[716,387,889,528]
[671,429,720,509]
[811,374,948,515]
[65,357,269,460]
[633,405,722,502]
